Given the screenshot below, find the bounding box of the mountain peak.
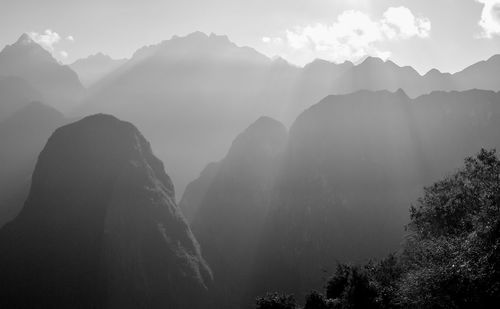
[184,31,209,40]
[15,33,34,45]
[359,56,387,66]
[225,116,288,161]
[251,116,285,130]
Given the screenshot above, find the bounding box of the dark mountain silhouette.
[0,102,66,227]
[0,33,84,112]
[249,89,500,301]
[70,53,127,87]
[0,75,43,121]
[0,114,212,309]
[179,161,220,223]
[186,116,288,308]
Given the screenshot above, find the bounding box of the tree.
[397,148,500,307]
[304,291,330,309]
[324,264,379,308]
[256,292,297,309]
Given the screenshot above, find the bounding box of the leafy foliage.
[304,291,331,309]
[397,148,500,307]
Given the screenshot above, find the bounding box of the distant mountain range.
[73,32,500,195]
[3,32,500,195]
[70,53,127,87]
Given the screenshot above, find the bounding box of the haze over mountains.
[70,53,127,87]
[73,32,500,195]
[0,34,84,113]
[4,32,500,195]
[178,88,500,306]
[0,102,66,227]
[2,30,500,308]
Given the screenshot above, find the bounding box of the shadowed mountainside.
[187,116,288,309]
[0,114,213,309]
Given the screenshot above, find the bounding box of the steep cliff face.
[190,116,288,308]
[0,114,212,309]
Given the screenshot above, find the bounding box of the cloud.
[66,35,75,42]
[59,51,69,58]
[28,29,61,51]
[262,6,431,65]
[382,7,431,39]
[476,0,500,38]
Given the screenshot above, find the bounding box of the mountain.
[188,116,288,308]
[70,53,127,87]
[0,33,84,112]
[453,54,500,90]
[179,161,220,223]
[75,32,500,197]
[0,102,66,227]
[0,75,43,121]
[79,32,294,196]
[251,89,500,301]
[0,114,213,308]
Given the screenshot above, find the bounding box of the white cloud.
[66,35,75,42]
[382,7,431,39]
[28,29,61,51]
[263,6,431,65]
[59,51,68,58]
[476,0,500,38]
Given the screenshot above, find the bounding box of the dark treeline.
[256,149,500,309]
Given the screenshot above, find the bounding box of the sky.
[1,0,500,74]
